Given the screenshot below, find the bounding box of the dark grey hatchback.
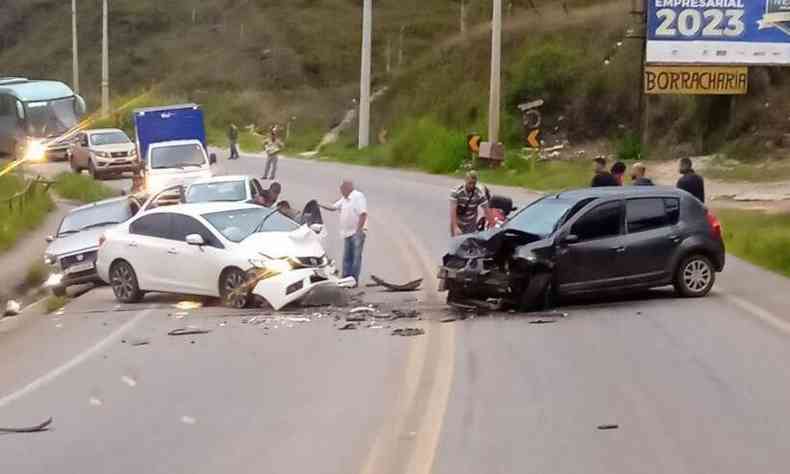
[438,187,725,310]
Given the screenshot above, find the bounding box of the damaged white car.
[96,202,349,310]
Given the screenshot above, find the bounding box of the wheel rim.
[223,271,248,308]
[111,264,135,300]
[683,259,712,293]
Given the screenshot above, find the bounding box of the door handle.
[128,242,138,248]
[668,234,681,243]
[167,248,178,255]
[612,246,627,254]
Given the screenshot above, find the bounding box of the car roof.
[71,195,132,213]
[188,175,251,186]
[148,139,203,148]
[553,186,685,202]
[144,201,264,216]
[0,80,75,102]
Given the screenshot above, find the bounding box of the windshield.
[25,97,78,138]
[186,181,247,203]
[203,208,299,243]
[150,144,206,169]
[90,131,130,146]
[58,200,134,236]
[504,197,574,237]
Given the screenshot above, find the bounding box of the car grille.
[60,250,98,270]
[296,256,326,268]
[111,151,129,158]
[444,256,468,269]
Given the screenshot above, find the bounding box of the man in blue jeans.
[321,180,368,286]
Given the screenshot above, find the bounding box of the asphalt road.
[3,154,790,474]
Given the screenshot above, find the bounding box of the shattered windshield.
[90,131,130,146]
[58,200,134,236]
[203,207,299,243]
[25,97,78,138]
[186,181,247,203]
[504,198,574,238]
[150,144,206,169]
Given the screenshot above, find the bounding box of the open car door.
[141,185,185,212]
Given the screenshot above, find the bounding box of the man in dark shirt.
[591,157,619,187]
[611,161,627,186]
[630,162,654,186]
[676,157,705,202]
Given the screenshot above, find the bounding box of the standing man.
[263,126,284,180]
[450,170,490,236]
[611,161,627,186]
[228,123,239,160]
[591,157,619,187]
[677,157,705,203]
[321,180,368,285]
[630,162,654,186]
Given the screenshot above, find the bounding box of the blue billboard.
[646,0,790,64]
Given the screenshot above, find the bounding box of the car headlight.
[249,257,293,274]
[44,254,57,265]
[93,150,111,158]
[24,139,47,162]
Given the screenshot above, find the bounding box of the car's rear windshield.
[58,200,134,236]
[203,207,299,243]
[150,144,206,169]
[187,181,246,203]
[90,131,130,146]
[504,198,574,237]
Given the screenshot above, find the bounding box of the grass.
[45,295,69,314]
[719,210,790,277]
[24,262,48,289]
[54,173,119,203]
[0,175,54,252]
[704,158,790,183]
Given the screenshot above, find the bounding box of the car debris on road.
[369,275,423,292]
[3,299,21,317]
[168,327,212,336]
[391,328,425,337]
[0,417,53,434]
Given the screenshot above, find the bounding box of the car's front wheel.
[110,260,144,303]
[674,254,715,298]
[220,268,250,309]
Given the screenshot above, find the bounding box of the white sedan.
[96,202,346,310]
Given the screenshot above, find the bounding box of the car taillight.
[706,211,722,240]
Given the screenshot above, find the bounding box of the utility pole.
[398,25,405,68]
[632,0,648,145]
[358,0,372,149]
[460,0,467,35]
[488,0,502,144]
[101,0,110,116]
[71,0,79,93]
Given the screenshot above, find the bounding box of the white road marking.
[724,293,790,336]
[0,309,152,408]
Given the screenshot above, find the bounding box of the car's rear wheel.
[110,261,143,303]
[68,152,80,172]
[674,254,715,298]
[220,268,250,309]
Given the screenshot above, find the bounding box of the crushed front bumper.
[437,258,513,297]
[251,266,352,311]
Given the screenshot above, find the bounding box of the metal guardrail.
[1,176,55,213]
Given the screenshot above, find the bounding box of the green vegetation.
[54,173,118,203]
[719,210,790,277]
[45,295,69,314]
[24,262,48,289]
[0,175,54,252]
[705,159,790,183]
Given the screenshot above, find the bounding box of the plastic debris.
[392,309,419,320]
[0,417,53,433]
[391,328,425,337]
[180,416,197,425]
[440,317,457,323]
[529,320,557,325]
[370,275,423,292]
[350,306,376,314]
[121,376,137,387]
[173,301,203,311]
[597,424,619,430]
[130,338,151,346]
[285,316,311,323]
[171,312,189,320]
[168,327,211,336]
[89,397,103,407]
[346,314,367,322]
[338,322,358,330]
[4,300,21,317]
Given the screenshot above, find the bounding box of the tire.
[109,260,144,303]
[52,285,67,297]
[220,268,250,309]
[674,254,715,298]
[89,161,103,180]
[69,154,81,173]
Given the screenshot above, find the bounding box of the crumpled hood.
[239,225,325,259]
[446,228,543,260]
[46,227,108,257]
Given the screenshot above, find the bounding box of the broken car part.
[392,328,425,337]
[168,327,212,336]
[0,417,53,433]
[369,275,423,292]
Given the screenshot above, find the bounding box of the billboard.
[644,65,748,94]
[646,1,790,65]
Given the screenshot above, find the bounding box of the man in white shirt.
[321,180,368,285]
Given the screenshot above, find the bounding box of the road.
[2,154,790,474]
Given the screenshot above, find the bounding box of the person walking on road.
[450,170,491,237]
[677,157,705,203]
[591,157,619,187]
[263,126,284,180]
[228,123,240,160]
[630,162,654,186]
[321,181,368,285]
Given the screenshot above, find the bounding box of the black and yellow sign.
[644,66,748,95]
[467,134,481,154]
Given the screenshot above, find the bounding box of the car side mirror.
[75,95,87,115]
[45,236,55,243]
[209,153,217,165]
[310,223,324,234]
[562,234,580,245]
[186,234,205,246]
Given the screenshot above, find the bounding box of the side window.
[129,213,173,239]
[627,198,672,233]
[172,214,223,248]
[664,198,680,225]
[571,201,623,241]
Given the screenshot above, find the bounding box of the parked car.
[96,202,347,310]
[44,195,144,296]
[438,187,725,310]
[140,175,267,211]
[67,128,139,179]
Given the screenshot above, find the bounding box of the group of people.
[227,123,284,180]
[591,156,706,203]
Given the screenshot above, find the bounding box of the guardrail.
[1,177,55,213]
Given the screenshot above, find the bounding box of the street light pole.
[71,0,79,93]
[101,0,110,116]
[358,0,372,149]
[488,0,502,144]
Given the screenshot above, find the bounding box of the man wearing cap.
[450,171,491,237]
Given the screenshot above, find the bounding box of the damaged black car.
[438,187,726,310]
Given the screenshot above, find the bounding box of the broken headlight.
[249,257,293,274]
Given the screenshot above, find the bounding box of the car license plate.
[67,262,94,274]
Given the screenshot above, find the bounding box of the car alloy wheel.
[110,261,142,303]
[221,268,249,309]
[675,255,715,297]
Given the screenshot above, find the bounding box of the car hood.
[147,169,212,194]
[46,227,108,256]
[239,225,325,259]
[90,144,136,153]
[446,228,543,260]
